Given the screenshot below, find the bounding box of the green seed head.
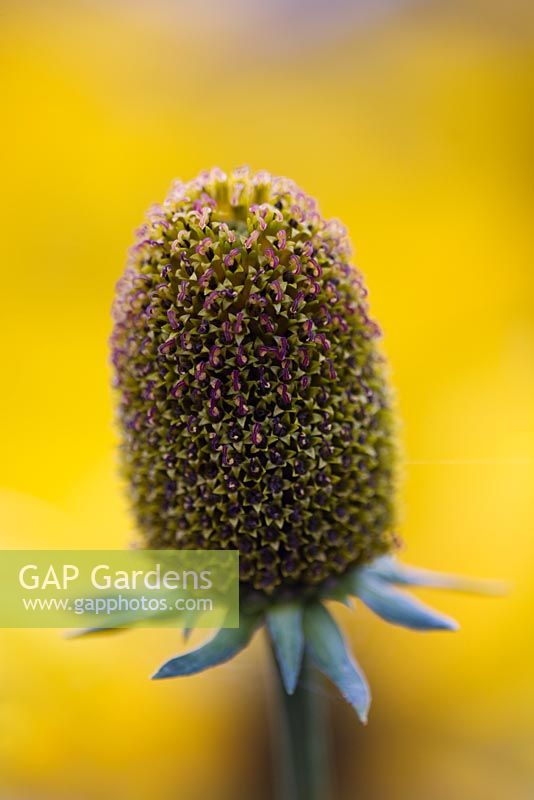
[111,167,398,595]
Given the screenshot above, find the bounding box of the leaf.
[364,556,504,595]
[303,603,370,723]
[266,604,304,695]
[350,572,459,632]
[152,613,259,680]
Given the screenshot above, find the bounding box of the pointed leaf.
[152,614,259,680]
[364,556,504,595]
[304,603,370,723]
[266,604,304,695]
[351,573,459,632]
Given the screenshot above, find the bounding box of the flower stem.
[272,653,331,800]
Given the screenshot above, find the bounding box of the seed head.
[111,167,398,594]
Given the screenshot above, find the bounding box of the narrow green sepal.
[350,573,459,632]
[152,614,259,680]
[303,603,371,724]
[266,604,304,695]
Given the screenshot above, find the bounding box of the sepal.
[266,604,304,695]
[152,612,260,680]
[348,571,459,632]
[303,603,371,724]
[363,556,503,595]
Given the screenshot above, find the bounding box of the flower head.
[96,168,497,726]
[111,167,397,595]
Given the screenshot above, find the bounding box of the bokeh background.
[1,0,533,798]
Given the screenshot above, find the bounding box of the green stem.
[272,654,331,800]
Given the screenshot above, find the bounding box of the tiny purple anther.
[186,415,198,434]
[130,412,142,432]
[289,254,302,274]
[320,304,333,324]
[303,319,315,340]
[224,248,240,267]
[326,359,337,380]
[177,282,188,303]
[222,321,233,343]
[198,267,214,287]
[259,367,270,391]
[209,402,221,419]
[236,345,247,366]
[252,268,266,286]
[194,361,207,382]
[248,292,267,308]
[333,313,349,333]
[258,344,277,359]
[204,290,222,311]
[244,230,259,249]
[218,222,236,243]
[298,347,310,368]
[195,237,212,255]
[234,311,245,334]
[277,385,291,406]
[260,313,275,334]
[270,280,283,303]
[170,379,187,398]
[291,291,305,314]
[194,206,210,229]
[142,380,155,401]
[167,308,179,330]
[210,379,223,400]
[209,345,223,368]
[264,248,279,268]
[250,205,267,231]
[231,370,241,392]
[252,423,263,446]
[221,445,233,467]
[230,183,244,206]
[315,333,331,352]
[158,337,175,355]
[281,361,292,382]
[209,432,220,452]
[235,395,248,416]
[309,257,322,277]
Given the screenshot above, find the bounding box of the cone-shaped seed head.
[111,167,398,594]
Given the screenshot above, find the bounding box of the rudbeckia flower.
[106,167,494,795]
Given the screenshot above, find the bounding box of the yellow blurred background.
[1,1,533,797]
